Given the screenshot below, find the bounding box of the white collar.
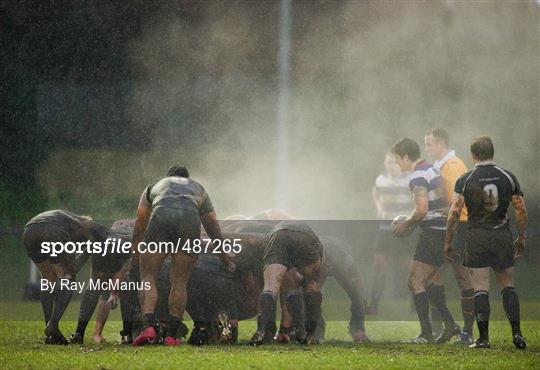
[434,150,455,171]
[474,160,496,167]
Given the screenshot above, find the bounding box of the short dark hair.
[470,136,494,161]
[426,128,449,146]
[167,165,189,178]
[391,138,420,161]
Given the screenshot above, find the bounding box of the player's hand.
[444,243,457,263]
[223,254,236,273]
[393,220,412,237]
[108,293,119,309]
[513,238,525,260]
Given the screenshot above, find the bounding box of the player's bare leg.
[133,251,167,346]
[165,252,197,345]
[93,296,110,344]
[42,259,76,345]
[249,263,287,345]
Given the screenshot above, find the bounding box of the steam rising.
[38,1,538,220]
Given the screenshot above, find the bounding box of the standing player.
[391,138,460,344]
[444,136,527,349]
[21,210,110,344]
[424,128,475,345]
[369,153,414,314]
[131,165,231,346]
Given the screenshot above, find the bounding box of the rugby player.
[22,210,111,344]
[391,138,460,344]
[187,244,263,345]
[228,217,369,343]
[131,165,231,346]
[68,223,132,344]
[249,221,323,345]
[277,236,370,344]
[424,128,475,345]
[444,136,527,349]
[369,153,414,315]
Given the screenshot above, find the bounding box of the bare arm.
[393,186,427,237]
[511,195,527,260]
[201,211,223,240]
[444,192,465,262]
[201,211,235,268]
[372,187,382,218]
[131,192,152,269]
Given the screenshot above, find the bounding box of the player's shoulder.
[410,161,436,181]
[456,168,475,182]
[493,165,517,179]
[374,174,388,186]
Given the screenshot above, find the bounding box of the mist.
[36,1,539,221]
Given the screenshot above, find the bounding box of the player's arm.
[393,185,427,237]
[131,191,152,270]
[106,257,132,309]
[333,267,367,335]
[444,192,465,262]
[201,211,235,269]
[372,186,382,218]
[511,195,527,260]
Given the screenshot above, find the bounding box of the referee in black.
[444,136,527,349]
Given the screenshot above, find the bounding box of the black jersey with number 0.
[454,162,522,229]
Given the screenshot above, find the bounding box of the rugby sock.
[256,291,276,334]
[119,290,137,336]
[426,284,456,328]
[286,291,306,334]
[370,274,385,310]
[461,288,475,334]
[49,279,74,327]
[304,290,323,335]
[425,283,442,331]
[40,290,54,325]
[412,291,432,337]
[501,287,522,336]
[474,290,490,341]
[75,289,100,337]
[167,315,182,338]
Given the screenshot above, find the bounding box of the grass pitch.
[0,302,538,369]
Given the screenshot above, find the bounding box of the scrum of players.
[21,129,528,349]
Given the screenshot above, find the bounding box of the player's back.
[456,162,522,229]
[25,210,90,233]
[146,176,213,214]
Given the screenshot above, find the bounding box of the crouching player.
[276,236,369,344]
[249,221,323,345]
[444,136,527,349]
[22,210,111,344]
